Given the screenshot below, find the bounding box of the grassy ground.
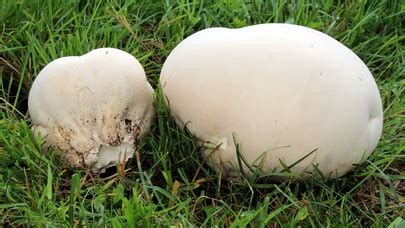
[0,0,404,226]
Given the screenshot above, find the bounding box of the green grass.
[1,0,404,226]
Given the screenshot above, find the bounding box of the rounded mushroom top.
[160,24,383,179]
[29,48,152,123]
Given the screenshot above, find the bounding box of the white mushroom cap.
[160,24,383,179]
[28,48,154,172]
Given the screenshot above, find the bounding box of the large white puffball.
[29,48,154,172]
[160,24,383,179]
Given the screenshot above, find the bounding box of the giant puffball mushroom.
[28,48,154,172]
[160,24,383,179]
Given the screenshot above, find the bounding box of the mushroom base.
[95,142,135,173]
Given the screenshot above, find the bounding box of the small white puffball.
[28,48,154,172]
[160,24,383,179]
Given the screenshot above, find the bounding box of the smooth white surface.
[29,48,154,171]
[160,24,383,179]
